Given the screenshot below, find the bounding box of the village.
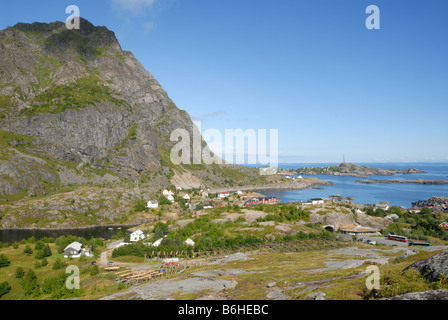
[100,190,448,256]
[2,184,448,300]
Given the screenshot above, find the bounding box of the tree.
[22,269,40,296]
[35,241,45,251]
[15,267,25,279]
[0,281,11,298]
[90,265,99,276]
[53,258,68,270]
[35,244,52,259]
[134,200,147,213]
[420,207,433,217]
[0,254,10,268]
[23,245,33,255]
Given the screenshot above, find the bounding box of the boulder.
[403,250,448,282]
[382,289,448,300]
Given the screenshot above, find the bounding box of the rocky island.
[294,162,425,178]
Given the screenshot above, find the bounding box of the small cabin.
[146,200,158,209]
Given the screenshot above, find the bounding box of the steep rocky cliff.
[0,19,285,227]
[0,18,268,200]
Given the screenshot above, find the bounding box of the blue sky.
[1,0,447,163]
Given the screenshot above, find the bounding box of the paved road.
[357,235,409,247]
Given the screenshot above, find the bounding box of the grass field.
[0,242,129,300]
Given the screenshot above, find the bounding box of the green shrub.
[53,258,68,270]
[15,267,25,279]
[90,265,99,276]
[0,281,11,298]
[0,254,10,268]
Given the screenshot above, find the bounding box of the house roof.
[64,241,83,252]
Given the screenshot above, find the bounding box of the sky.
[0,0,447,164]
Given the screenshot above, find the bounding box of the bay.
[260,162,448,208]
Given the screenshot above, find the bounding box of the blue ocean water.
[260,162,448,208]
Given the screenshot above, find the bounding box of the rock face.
[0,19,196,182]
[403,250,448,283]
[0,18,262,199]
[309,211,354,231]
[382,289,448,300]
[309,210,391,231]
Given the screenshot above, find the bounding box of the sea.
[259,162,448,208]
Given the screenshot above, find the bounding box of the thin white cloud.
[111,0,157,16]
[143,21,154,34]
[192,110,228,121]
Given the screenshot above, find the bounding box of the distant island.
[356,179,448,185]
[290,163,425,178]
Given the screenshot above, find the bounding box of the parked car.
[90,261,97,266]
[107,261,115,265]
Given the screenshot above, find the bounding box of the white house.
[185,238,195,247]
[130,230,147,242]
[162,189,175,196]
[166,194,174,203]
[376,203,390,211]
[152,238,163,247]
[309,198,324,205]
[63,241,91,258]
[218,192,230,199]
[146,200,158,209]
[180,193,190,200]
[200,190,208,197]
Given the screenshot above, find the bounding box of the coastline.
[208,178,334,194]
[356,179,448,185]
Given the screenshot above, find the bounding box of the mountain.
[0,18,272,198]
[0,18,288,227]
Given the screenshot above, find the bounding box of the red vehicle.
[387,234,408,242]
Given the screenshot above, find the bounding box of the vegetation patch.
[21,74,124,116]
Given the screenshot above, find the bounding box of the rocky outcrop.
[403,250,448,283]
[0,148,57,196]
[309,210,391,231]
[355,212,392,230]
[382,289,448,300]
[309,211,354,231]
